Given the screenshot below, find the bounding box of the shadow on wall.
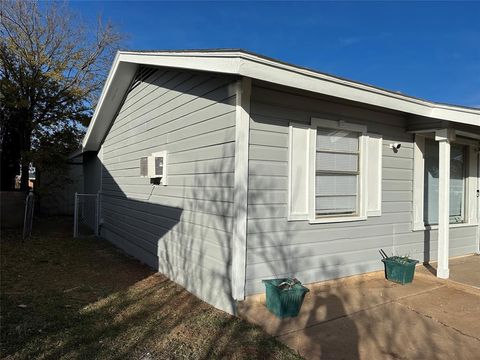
[79,68,453,358]
[238,115,456,358]
[88,148,457,359]
[93,102,358,358]
[98,156,235,313]
[98,162,354,359]
[91,68,241,313]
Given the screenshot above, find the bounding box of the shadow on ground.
[239,265,480,360]
[0,217,300,360]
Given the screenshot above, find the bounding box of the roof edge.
[82,49,480,153]
[118,49,480,113]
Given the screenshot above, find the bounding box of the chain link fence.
[73,193,99,237]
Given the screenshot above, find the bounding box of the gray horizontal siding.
[98,67,237,313]
[102,195,232,234]
[245,83,477,295]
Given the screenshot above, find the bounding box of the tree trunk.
[0,123,21,191]
[19,114,33,191]
[20,163,30,190]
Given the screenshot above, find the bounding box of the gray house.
[80,49,480,314]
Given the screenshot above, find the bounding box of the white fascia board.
[82,51,120,150]
[82,50,480,153]
[118,52,242,76]
[82,54,138,151]
[236,55,479,125]
[121,51,479,123]
[430,107,480,126]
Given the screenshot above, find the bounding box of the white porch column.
[435,129,455,279]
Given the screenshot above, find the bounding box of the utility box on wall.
[139,151,168,185]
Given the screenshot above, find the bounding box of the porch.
[238,255,480,359]
[423,254,480,289]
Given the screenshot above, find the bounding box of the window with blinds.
[315,128,360,216]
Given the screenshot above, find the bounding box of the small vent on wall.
[128,66,157,94]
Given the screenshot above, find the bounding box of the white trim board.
[231,77,251,302]
[366,133,382,217]
[82,50,480,152]
[288,122,310,221]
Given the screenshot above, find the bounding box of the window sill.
[308,215,367,224]
[412,222,478,232]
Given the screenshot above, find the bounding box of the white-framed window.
[413,133,477,230]
[288,117,382,223]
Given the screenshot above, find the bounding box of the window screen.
[140,157,148,177]
[423,139,466,225]
[315,128,360,216]
[155,156,164,176]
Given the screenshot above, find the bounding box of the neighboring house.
[15,166,36,189]
[80,49,480,314]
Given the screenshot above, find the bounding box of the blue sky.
[70,1,480,108]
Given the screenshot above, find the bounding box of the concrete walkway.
[238,256,480,360]
[423,255,480,289]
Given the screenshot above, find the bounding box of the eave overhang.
[82,49,480,152]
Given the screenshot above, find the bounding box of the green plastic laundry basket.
[262,278,309,318]
[382,257,419,285]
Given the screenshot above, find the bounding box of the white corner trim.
[99,145,104,193]
[231,77,251,302]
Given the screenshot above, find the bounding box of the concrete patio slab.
[396,285,480,339]
[238,272,444,337]
[417,255,480,288]
[447,255,479,288]
[279,300,479,360]
[238,257,480,360]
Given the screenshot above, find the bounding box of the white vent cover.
[148,156,164,177]
[148,151,168,185]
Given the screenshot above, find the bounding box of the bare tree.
[0,0,123,191]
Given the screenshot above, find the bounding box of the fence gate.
[73,193,99,237]
[23,192,35,240]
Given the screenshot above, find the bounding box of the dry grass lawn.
[0,217,301,360]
